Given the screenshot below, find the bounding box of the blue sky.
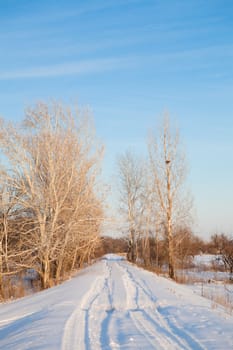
[0,0,232,238]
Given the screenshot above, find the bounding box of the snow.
[178,269,229,283]
[0,254,233,349]
[193,254,223,268]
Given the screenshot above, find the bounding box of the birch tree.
[148,115,191,278]
[117,151,146,262]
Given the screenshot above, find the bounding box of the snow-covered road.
[0,255,232,349]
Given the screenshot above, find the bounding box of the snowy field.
[176,254,230,286]
[178,254,233,313]
[0,254,233,349]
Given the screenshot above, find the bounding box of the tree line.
[0,102,104,297]
[99,232,233,281]
[116,116,233,280]
[117,116,193,278]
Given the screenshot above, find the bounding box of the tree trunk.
[41,259,50,289]
[0,242,3,299]
[167,218,174,279]
[128,232,136,263]
[168,241,174,279]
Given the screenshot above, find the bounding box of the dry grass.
[206,291,233,315]
[175,273,204,284]
[1,279,27,300]
[176,270,233,315]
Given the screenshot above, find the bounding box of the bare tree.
[148,114,192,278]
[0,173,26,298]
[211,233,233,280]
[0,102,104,289]
[0,181,12,297]
[117,151,146,262]
[173,227,202,269]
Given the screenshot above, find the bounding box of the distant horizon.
[0,0,232,238]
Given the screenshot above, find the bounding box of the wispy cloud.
[1,43,232,81]
[0,0,141,28]
[0,57,133,80]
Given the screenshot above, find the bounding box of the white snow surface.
[193,255,223,267]
[0,254,232,349]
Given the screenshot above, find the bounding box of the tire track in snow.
[61,274,101,350]
[98,261,117,349]
[118,262,184,349]
[120,262,207,350]
[85,261,114,349]
[62,260,112,350]
[100,261,163,349]
[62,259,207,350]
[99,261,181,349]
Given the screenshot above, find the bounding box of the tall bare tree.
[0,102,104,289]
[148,115,192,278]
[117,151,146,262]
